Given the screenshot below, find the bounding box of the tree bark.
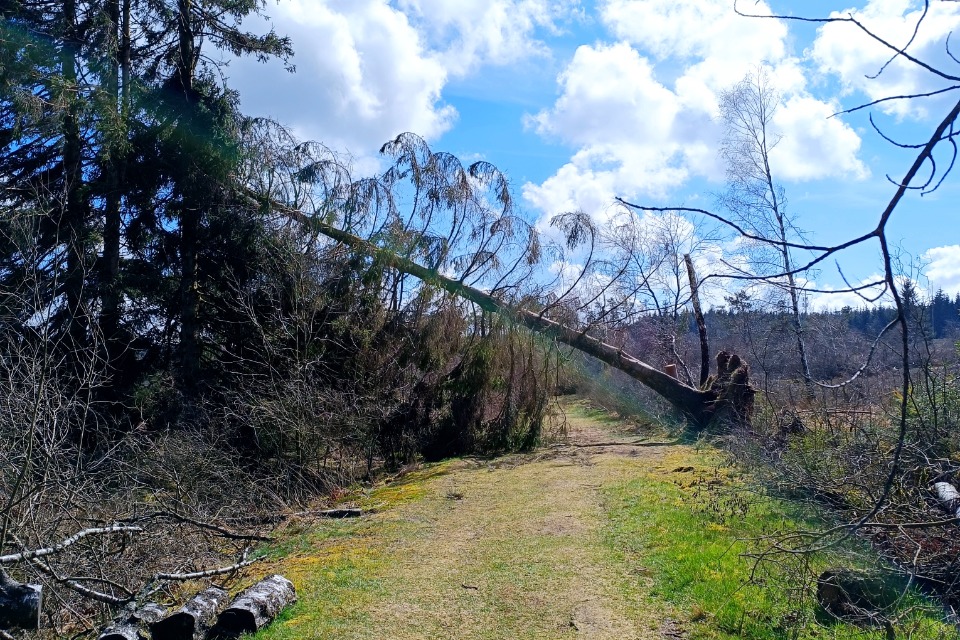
[684,254,710,387]
[99,0,127,404]
[258,198,754,430]
[98,603,167,640]
[932,482,960,518]
[0,570,41,630]
[816,568,898,637]
[174,0,201,394]
[151,587,229,640]
[210,575,296,637]
[61,0,89,364]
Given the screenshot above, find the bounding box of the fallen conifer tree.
[253,193,755,431]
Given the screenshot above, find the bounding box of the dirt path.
[254,400,955,640]
[260,402,690,640]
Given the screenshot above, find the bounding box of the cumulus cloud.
[806,277,888,311]
[228,0,579,170]
[811,0,960,119]
[522,42,703,218]
[229,0,454,169]
[601,0,786,83]
[523,0,867,225]
[398,0,581,75]
[771,95,868,181]
[924,244,960,296]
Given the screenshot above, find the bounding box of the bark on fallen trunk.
[316,508,362,519]
[932,482,960,518]
[258,199,754,430]
[150,587,229,640]
[210,575,296,638]
[0,570,41,630]
[98,603,167,640]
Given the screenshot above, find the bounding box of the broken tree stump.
[150,587,229,640]
[0,570,41,630]
[98,603,166,640]
[210,575,296,637]
[704,351,755,429]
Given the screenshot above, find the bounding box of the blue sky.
[229,0,960,308]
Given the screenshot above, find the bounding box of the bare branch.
[0,526,142,565]
[734,0,960,83]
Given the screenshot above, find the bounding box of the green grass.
[248,399,953,640]
[601,447,953,639]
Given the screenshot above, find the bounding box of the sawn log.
[0,570,41,630]
[150,587,229,640]
[210,574,296,637]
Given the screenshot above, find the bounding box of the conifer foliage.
[1,5,549,500]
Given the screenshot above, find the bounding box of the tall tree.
[718,67,814,395]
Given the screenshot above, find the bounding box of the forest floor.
[251,399,951,640]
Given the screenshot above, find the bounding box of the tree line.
[2,4,560,625]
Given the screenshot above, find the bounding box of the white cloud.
[601,0,786,83]
[522,42,711,220]
[923,244,960,296]
[528,43,680,148]
[229,0,455,168]
[771,95,869,181]
[524,0,868,224]
[807,282,887,311]
[227,0,582,171]
[398,0,581,76]
[811,0,960,119]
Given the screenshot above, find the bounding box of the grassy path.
[254,401,949,640]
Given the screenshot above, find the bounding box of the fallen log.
[150,587,229,640]
[932,482,960,518]
[0,570,41,630]
[98,603,166,640]
[316,508,363,519]
[254,194,755,430]
[209,575,296,638]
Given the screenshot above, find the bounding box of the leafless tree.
[718,66,815,396]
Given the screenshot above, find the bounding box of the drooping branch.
[250,192,753,429]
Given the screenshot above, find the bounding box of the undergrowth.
[602,445,953,639]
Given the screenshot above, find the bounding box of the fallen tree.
[253,193,754,430]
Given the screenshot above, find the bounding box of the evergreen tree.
[931,288,952,338]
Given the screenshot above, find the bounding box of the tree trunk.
[151,587,229,640]
[98,603,167,640]
[816,568,898,637]
[684,254,710,387]
[61,0,89,364]
[0,570,41,630]
[932,482,960,518]
[262,201,754,430]
[209,575,296,637]
[99,0,126,404]
[174,0,201,393]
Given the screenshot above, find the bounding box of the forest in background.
[3,0,960,636]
